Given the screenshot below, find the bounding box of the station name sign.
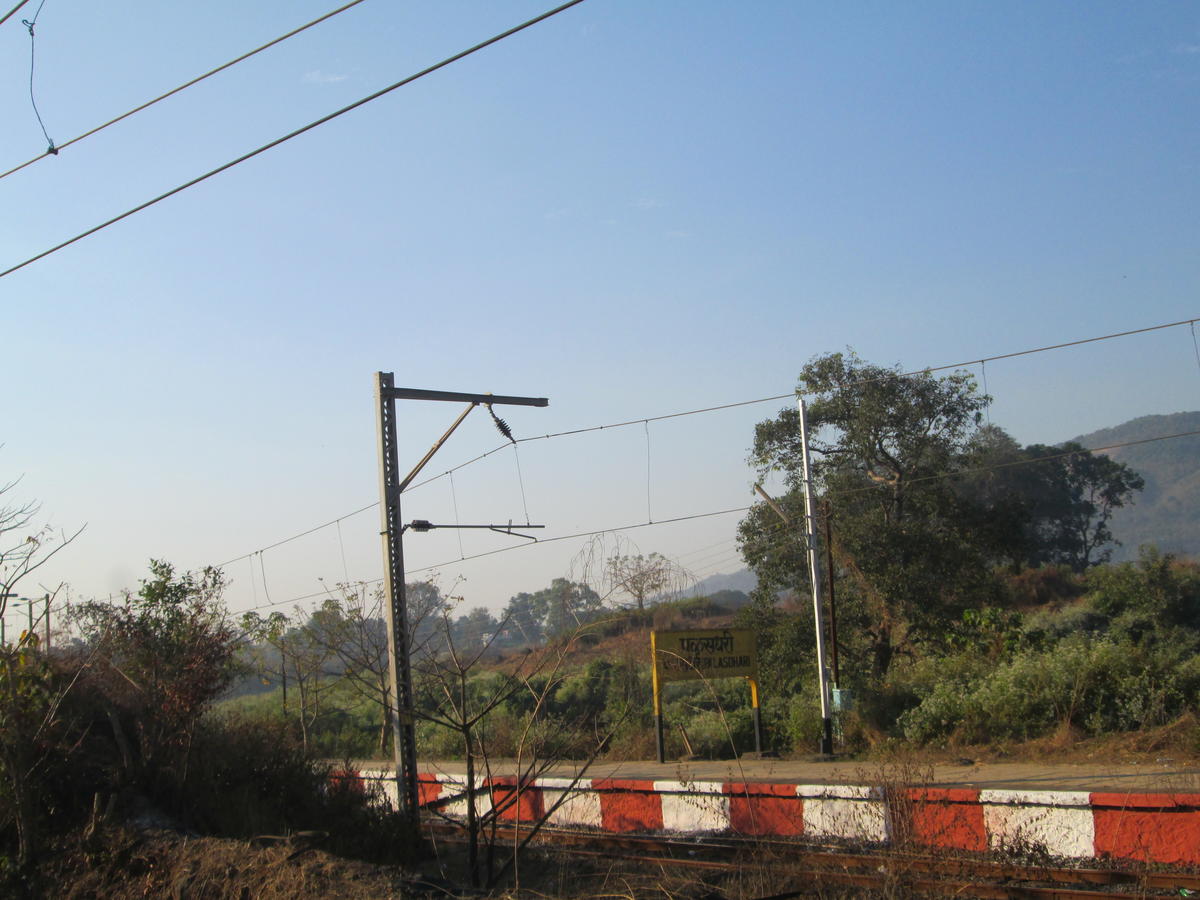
[651,628,757,683]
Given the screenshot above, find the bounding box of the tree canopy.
[739,351,1144,680]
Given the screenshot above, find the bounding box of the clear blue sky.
[1,1,1197,626]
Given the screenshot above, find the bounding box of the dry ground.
[33,828,420,900]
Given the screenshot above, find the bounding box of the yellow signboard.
[652,628,757,683]
[651,628,762,761]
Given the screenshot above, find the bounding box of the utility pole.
[374,374,548,820]
[798,398,834,756]
[752,471,834,757]
[821,500,839,687]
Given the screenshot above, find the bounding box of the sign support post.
[651,628,760,762]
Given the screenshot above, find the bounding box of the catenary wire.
[0,0,588,280]
[512,444,532,526]
[0,0,370,182]
[211,315,1198,573]
[407,316,1200,490]
[21,0,53,152]
[673,535,743,563]
[216,502,377,567]
[0,0,32,28]
[336,518,350,584]
[406,427,1200,587]
[682,427,1200,566]
[228,426,1200,617]
[257,552,272,604]
[449,471,465,559]
[980,359,991,426]
[644,420,653,523]
[1190,322,1200,382]
[232,504,754,615]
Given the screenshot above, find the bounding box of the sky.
[1,0,1197,632]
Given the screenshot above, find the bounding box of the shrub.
[899,635,1195,745]
[680,707,752,758]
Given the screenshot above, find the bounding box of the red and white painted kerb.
[355,770,1200,866]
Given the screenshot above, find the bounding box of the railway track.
[426,820,1200,898]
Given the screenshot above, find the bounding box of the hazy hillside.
[1072,411,1200,560]
[685,568,757,597]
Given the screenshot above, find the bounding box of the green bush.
[781,691,825,751]
[899,635,1196,745]
[680,707,752,758]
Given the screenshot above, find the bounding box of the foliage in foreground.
[0,561,410,891]
[230,550,1200,763]
[894,549,1200,748]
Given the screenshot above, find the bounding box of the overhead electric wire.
[230,508,753,619]
[228,425,1200,618]
[682,427,1200,567]
[408,316,1200,486]
[20,1,52,148]
[0,0,32,28]
[0,0,370,182]
[833,428,1200,499]
[1191,322,1200,378]
[216,501,377,568]
[0,0,588,280]
[210,315,1199,575]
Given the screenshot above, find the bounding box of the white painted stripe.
[799,784,889,842]
[351,768,399,809]
[654,780,731,832]
[980,791,1095,857]
[540,778,603,827]
[435,774,492,818]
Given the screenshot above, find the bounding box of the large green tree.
[1021,442,1144,571]
[960,427,1144,572]
[740,352,1001,680]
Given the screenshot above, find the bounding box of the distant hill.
[1071,411,1200,561]
[684,568,757,597]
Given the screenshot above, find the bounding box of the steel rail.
[426,819,1200,895]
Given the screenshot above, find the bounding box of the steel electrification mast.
[797,397,834,755]
[374,373,548,818]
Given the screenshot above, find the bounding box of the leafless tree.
[0,477,83,629]
[414,608,617,889]
[570,533,695,611]
[304,583,393,757]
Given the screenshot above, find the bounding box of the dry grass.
[37,827,419,900]
[909,712,1200,766]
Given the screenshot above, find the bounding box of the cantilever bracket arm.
[387,386,549,492]
[488,522,543,543]
[403,520,545,542]
[383,387,548,407]
[398,402,476,493]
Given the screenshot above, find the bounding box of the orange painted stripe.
[595,779,664,832]
[726,782,802,836]
[1092,792,1200,865]
[904,787,986,853]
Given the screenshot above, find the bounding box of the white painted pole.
[798,398,834,755]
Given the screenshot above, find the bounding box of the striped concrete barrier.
[351,769,1200,865]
